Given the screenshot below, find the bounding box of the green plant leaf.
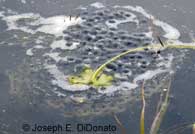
[68,66,113,87]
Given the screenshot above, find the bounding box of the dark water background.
[0,0,195,134]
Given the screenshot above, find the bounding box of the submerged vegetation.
[68,65,113,86]
[140,80,146,134]
[149,75,172,134]
[114,78,195,134]
[161,122,195,134]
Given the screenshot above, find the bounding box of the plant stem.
[91,46,149,82]
[113,114,126,134]
[91,43,195,83]
[140,80,146,134]
[150,75,173,134]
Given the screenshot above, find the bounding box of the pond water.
[0,0,195,134]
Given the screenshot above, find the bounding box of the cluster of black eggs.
[54,8,162,82]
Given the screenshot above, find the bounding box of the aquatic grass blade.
[140,80,146,134]
[113,114,126,134]
[150,75,173,134]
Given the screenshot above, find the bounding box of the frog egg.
[80,41,87,46]
[140,18,148,24]
[113,12,123,19]
[87,18,95,23]
[84,35,93,42]
[124,13,132,18]
[66,42,73,47]
[66,56,78,63]
[96,42,104,49]
[119,34,130,40]
[123,41,137,47]
[108,31,116,37]
[45,57,56,65]
[64,36,72,41]
[99,29,107,35]
[109,27,117,31]
[96,11,105,16]
[94,35,104,41]
[128,54,136,60]
[107,15,115,20]
[84,22,93,27]
[106,63,118,72]
[94,26,102,32]
[81,11,88,15]
[90,29,98,36]
[93,16,102,21]
[81,29,90,35]
[133,32,146,38]
[121,68,131,74]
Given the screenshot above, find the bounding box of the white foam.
[76,5,87,10]
[34,45,44,49]
[2,13,83,36]
[98,82,138,95]
[54,90,66,97]
[35,36,45,44]
[37,16,83,36]
[2,13,40,33]
[114,5,181,40]
[133,69,167,83]
[26,45,44,56]
[72,42,80,49]
[44,52,67,62]
[26,48,33,56]
[119,5,152,18]
[50,40,67,50]
[144,31,153,38]
[153,20,180,40]
[90,2,105,9]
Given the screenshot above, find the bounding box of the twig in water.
[157,36,164,47]
[113,113,126,134]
